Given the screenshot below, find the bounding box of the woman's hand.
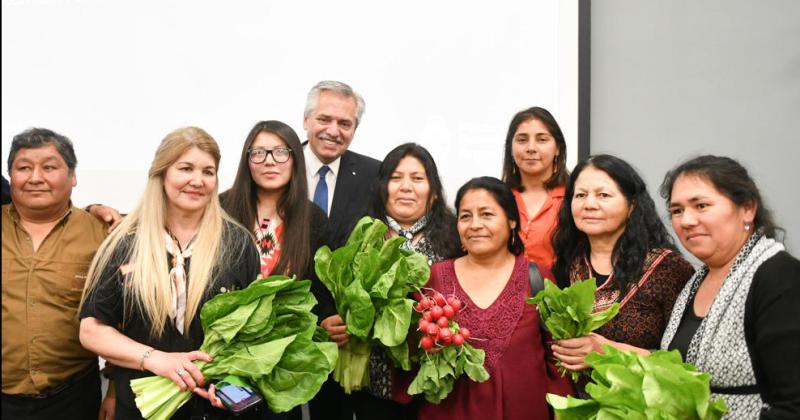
[143,350,213,392]
[551,333,609,372]
[320,314,349,347]
[193,383,225,409]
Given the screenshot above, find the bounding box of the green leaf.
[202,335,296,379]
[343,280,376,339]
[353,248,382,292]
[200,276,295,329]
[386,342,411,371]
[373,298,414,347]
[370,258,406,300]
[255,335,339,413]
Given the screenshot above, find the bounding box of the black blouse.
[80,221,260,419]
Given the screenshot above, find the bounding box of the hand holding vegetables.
[551,333,610,372]
[141,350,212,392]
[320,314,350,346]
[527,278,619,381]
[407,288,489,403]
[315,216,431,393]
[130,277,337,419]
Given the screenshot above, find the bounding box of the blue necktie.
[313,165,330,214]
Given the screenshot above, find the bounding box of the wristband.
[139,348,154,371]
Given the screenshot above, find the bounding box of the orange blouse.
[513,186,565,269]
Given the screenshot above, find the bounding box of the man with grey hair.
[303,80,381,249]
[2,128,114,419]
[303,81,381,420]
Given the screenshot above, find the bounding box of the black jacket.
[323,149,381,249]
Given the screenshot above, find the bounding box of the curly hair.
[552,154,676,293]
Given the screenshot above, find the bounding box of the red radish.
[447,296,462,312]
[434,293,446,306]
[426,324,439,336]
[438,327,452,341]
[420,336,434,350]
[415,302,424,312]
[437,316,449,328]
[422,311,432,322]
[442,336,452,345]
[453,334,465,346]
[418,319,430,331]
[430,306,444,319]
[422,298,434,309]
[460,328,471,340]
[442,305,455,319]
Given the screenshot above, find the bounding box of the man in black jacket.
[303,80,381,420]
[303,80,381,248]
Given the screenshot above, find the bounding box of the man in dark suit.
[303,80,381,248]
[303,80,381,420]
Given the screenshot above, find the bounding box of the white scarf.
[165,231,195,334]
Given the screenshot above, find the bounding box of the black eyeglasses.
[248,147,293,164]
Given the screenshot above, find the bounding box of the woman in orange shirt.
[501,107,569,269]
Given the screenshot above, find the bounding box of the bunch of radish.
[408,288,490,403]
[414,290,471,351]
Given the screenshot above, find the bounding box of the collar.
[304,144,342,178]
[6,201,74,226]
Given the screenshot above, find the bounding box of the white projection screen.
[2,0,581,212]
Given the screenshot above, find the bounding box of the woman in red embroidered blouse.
[550,155,694,372]
[412,177,571,420]
[502,107,570,269]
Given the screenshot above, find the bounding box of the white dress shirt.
[304,144,341,216]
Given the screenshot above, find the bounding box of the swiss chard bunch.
[314,217,431,393]
[130,277,338,419]
[546,346,728,420]
[527,278,620,381]
[407,288,489,403]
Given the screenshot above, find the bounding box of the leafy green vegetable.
[407,343,490,403]
[546,346,728,420]
[314,216,431,393]
[527,278,620,380]
[130,277,337,419]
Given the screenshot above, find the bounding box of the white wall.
[590,0,800,253]
[2,0,580,212]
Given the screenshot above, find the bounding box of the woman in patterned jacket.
[550,155,694,374]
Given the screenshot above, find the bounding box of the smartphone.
[215,384,263,415]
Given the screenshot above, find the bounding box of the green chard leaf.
[343,280,375,339]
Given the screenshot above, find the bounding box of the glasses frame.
[248,147,293,164]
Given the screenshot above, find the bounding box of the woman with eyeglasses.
[219,121,333,419]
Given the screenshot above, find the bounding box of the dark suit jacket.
[1,175,10,206]
[323,149,382,249]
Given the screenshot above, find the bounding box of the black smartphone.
[215,384,263,415]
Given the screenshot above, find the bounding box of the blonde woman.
[79,127,260,419]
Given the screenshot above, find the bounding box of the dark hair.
[502,107,569,191]
[8,128,77,174]
[220,120,313,278]
[660,155,779,239]
[552,154,676,292]
[368,143,462,259]
[454,176,525,256]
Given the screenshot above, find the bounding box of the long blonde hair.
[83,127,241,337]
